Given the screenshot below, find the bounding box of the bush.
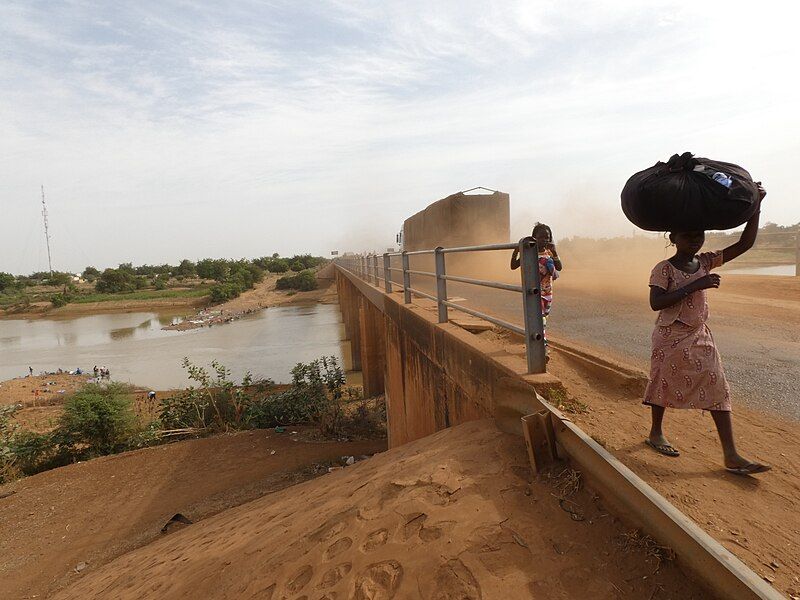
[159,359,272,430]
[0,404,62,481]
[95,268,138,293]
[58,383,136,456]
[276,270,317,292]
[209,283,241,303]
[244,357,345,433]
[50,292,73,308]
[0,272,15,292]
[294,270,317,291]
[290,260,305,272]
[268,259,289,273]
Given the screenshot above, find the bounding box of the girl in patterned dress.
[510,223,563,350]
[644,185,769,475]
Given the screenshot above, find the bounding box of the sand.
[51,420,709,600]
[0,373,87,407]
[0,427,386,599]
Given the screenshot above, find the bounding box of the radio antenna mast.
[40,185,53,276]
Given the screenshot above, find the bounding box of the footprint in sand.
[240,581,275,599]
[324,537,353,561]
[421,559,482,599]
[309,510,356,544]
[284,565,313,594]
[401,512,427,541]
[419,520,457,542]
[353,560,403,600]
[318,563,352,589]
[361,528,389,552]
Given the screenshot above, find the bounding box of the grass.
[72,288,211,303]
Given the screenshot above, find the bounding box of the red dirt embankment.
[0,428,386,600]
[52,421,708,600]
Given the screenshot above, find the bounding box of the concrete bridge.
[334,260,784,600]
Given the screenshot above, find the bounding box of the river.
[0,304,352,389]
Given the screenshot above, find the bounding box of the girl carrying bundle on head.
[511,223,563,351]
[644,184,770,475]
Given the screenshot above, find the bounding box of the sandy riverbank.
[163,264,336,330]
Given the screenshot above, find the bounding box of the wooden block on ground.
[522,410,558,473]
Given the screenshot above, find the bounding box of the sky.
[2,0,799,274]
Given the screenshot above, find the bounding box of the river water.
[0,304,351,389]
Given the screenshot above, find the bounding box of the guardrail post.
[401,251,411,303]
[795,228,799,277]
[360,255,366,279]
[519,237,546,374]
[434,246,448,323]
[383,253,392,293]
[372,254,379,285]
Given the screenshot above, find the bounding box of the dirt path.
[0,427,385,600]
[52,420,709,600]
[546,351,800,597]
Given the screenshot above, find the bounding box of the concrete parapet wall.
[335,267,560,446]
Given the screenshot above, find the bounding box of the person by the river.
[643,184,770,476]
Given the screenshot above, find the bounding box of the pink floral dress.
[643,251,731,412]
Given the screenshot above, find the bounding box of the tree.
[290,260,305,272]
[46,272,72,287]
[0,272,14,292]
[269,259,289,273]
[196,258,229,281]
[95,269,137,293]
[174,259,196,278]
[82,266,100,282]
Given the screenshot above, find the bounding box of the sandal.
[645,439,680,457]
[725,463,771,476]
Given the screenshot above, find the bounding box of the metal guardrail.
[335,237,547,374]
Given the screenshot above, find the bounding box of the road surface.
[401,270,800,420]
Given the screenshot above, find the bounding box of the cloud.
[1,0,798,273]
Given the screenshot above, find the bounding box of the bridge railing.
[335,238,547,374]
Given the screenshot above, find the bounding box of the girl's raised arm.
[722,184,766,264]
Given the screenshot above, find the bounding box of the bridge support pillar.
[358,297,386,398]
[337,270,361,370]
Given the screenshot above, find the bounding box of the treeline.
[0,254,327,309]
[706,221,798,248]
